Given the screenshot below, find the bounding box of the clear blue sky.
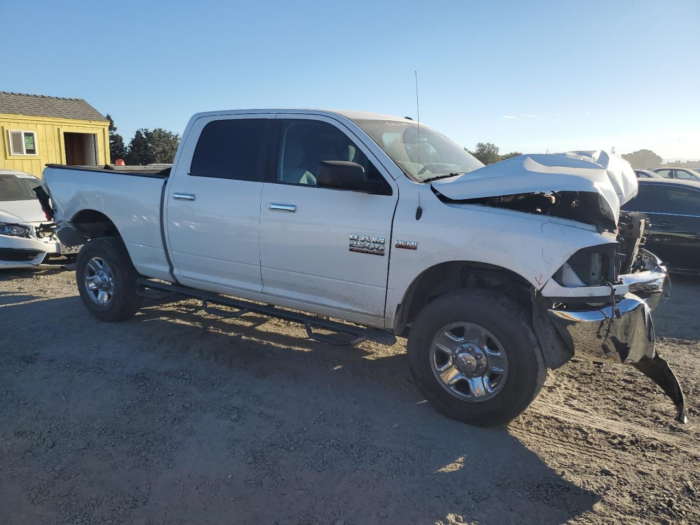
[2,0,698,160]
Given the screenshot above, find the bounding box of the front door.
[166,115,273,294]
[259,116,398,325]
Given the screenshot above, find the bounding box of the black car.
[622,179,700,271]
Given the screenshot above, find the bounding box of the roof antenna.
[415,70,421,151]
[415,71,420,128]
[414,70,423,221]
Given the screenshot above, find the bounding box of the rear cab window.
[189,119,271,181]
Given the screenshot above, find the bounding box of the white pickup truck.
[42,109,687,426]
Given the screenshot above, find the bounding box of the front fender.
[386,186,621,327]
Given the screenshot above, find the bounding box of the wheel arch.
[394,261,534,337]
[70,209,121,239]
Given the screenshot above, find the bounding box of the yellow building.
[0,91,110,178]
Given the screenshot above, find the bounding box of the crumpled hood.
[0,199,48,224]
[432,150,638,225]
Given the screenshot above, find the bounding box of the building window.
[8,130,38,155]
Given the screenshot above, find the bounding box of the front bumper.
[0,232,61,270]
[620,249,668,310]
[546,252,687,424]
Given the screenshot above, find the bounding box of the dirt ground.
[0,268,698,525]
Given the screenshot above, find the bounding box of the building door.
[64,133,97,165]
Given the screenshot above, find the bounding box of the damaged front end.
[545,292,687,424]
[432,151,688,423]
[539,235,687,424]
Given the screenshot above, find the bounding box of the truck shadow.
[0,290,41,306]
[0,295,599,525]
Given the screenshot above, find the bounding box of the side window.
[277,120,391,194]
[623,184,658,212]
[665,188,700,216]
[674,170,693,180]
[655,169,671,178]
[190,119,270,181]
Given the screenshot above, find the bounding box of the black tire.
[408,289,546,427]
[75,237,143,322]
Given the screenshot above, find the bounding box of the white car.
[0,170,67,269]
[42,109,686,426]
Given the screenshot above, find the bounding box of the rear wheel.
[76,237,143,322]
[408,289,546,426]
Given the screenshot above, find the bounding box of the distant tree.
[500,151,522,161]
[469,143,501,165]
[106,114,127,163]
[125,130,151,165]
[621,149,663,169]
[149,128,180,164]
[125,128,180,165]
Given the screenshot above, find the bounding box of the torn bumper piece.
[620,249,669,311]
[547,293,688,424]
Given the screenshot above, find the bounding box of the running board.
[137,286,176,300]
[136,278,396,347]
[202,300,250,319]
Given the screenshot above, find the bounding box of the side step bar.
[136,278,397,347]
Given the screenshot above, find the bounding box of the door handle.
[655,220,673,229]
[173,193,196,201]
[269,203,297,213]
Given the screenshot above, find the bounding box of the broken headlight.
[554,244,619,287]
[0,223,30,237]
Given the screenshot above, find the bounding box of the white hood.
[0,199,48,224]
[432,150,638,224]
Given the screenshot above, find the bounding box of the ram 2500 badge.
[41,109,686,426]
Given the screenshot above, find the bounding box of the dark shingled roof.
[0,92,108,122]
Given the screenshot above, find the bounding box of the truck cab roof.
[188,108,410,123]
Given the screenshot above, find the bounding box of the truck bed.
[43,164,172,281]
[45,164,171,178]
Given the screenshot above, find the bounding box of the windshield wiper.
[421,173,464,183]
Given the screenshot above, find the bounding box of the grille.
[0,249,42,262]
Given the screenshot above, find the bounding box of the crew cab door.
[259,116,398,325]
[165,114,273,294]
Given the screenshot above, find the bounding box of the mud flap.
[632,355,688,424]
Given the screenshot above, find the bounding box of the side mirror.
[317,161,367,191]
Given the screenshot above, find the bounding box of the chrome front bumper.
[548,294,656,364]
[546,252,687,423]
[620,249,668,310]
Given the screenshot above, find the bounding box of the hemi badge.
[395,240,418,250]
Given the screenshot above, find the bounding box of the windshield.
[355,120,484,182]
[0,174,44,202]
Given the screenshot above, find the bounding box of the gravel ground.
[0,268,698,525]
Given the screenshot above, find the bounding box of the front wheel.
[76,237,143,322]
[408,289,546,426]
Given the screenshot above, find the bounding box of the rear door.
[165,114,273,294]
[626,184,700,269]
[259,116,398,325]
